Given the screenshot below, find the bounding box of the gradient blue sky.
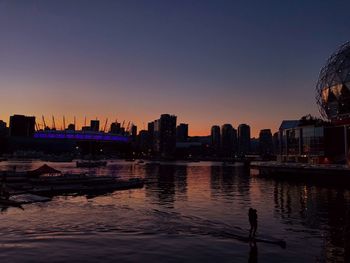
[1,0,350,136]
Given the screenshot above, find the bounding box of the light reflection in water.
[0,160,348,262]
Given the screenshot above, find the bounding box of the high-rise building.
[154,114,177,158]
[211,125,221,156]
[9,115,35,137]
[176,123,188,142]
[259,129,273,156]
[137,130,149,153]
[0,120,6,130]
[90,120,100,132]
[221,124,234,157]
[131,124,137,141]
[110,122,121,134]
[238,124,251,156]
[148,121,155,151]
[0,120,7,137]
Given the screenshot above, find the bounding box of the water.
[0,160,349,262]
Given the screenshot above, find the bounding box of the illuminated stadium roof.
[34,130,129,143]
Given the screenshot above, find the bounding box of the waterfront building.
[90,120,100,132]
[278,42,350,164]
[259,129,273,157]
[9,114,35,137]
[221,124,235,158]
[0,120,7,137]
[110,122,121,134]
[273,131,279,155]
[147,121,155,152]
[153,114,177,158]
[137,130,149,154]
[238,124,250,156]
[131,124,137,141]
[211,125,221,156]
[0,120,6,130]
[176,123,188,142]
[277,117,347,164]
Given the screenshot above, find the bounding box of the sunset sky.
[1,1,350,136]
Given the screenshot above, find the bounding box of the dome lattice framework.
[316,41,350,121]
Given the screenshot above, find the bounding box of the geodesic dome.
[316,42,350,121]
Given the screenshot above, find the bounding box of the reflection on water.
[0,160,349,262]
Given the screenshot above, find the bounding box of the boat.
[76,160,107,168]
[0,194,51,207]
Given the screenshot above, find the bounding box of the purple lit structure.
[34,131,129,143]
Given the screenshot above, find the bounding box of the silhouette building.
[147,122,155,152]
[221,124,235,158]
[137,130,149,153]
[238,124,251,156]
[90,120,100,132]
[176,123,188,142]
[9,115,35,137]
[211,125,221,156]
[131,124,137,140]
[110,122,121,134]
[0,120,6,130]
[154,114,177,158]
[0,120,7,137]
[259,129,273,157]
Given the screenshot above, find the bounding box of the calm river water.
[0,160,349,262]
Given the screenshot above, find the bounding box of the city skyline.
[2,1,350,137]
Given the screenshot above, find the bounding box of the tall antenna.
[63,116,66,130]
[74,116,76,130]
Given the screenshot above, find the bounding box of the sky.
[1,0,350,137]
